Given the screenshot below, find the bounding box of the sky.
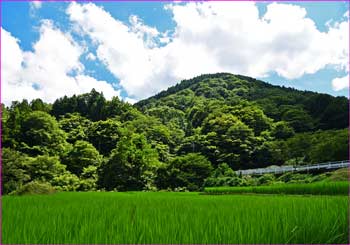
[1,1,349,105]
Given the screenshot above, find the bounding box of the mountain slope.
[136,73,348,131]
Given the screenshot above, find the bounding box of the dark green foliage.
[30,99,51,113]
[156,153,212,191]
[52,89,107,121]
[62,141,102,176]
[285,129,348,164]
[52,90,134,121]
[271,121,295,139]
[281,107,315,132]
[87,119,122,156]
[98,133,159,191]
[2,148,31,195]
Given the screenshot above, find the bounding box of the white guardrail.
[236,160,350,176]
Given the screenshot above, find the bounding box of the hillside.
[136,73,348,131]
[2,73,349,193]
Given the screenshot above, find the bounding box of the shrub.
[327,168,349,182]
[11,181,55,195]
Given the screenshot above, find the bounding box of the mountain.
[136,73,348,131]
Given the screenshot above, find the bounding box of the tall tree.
[98,133,159,191]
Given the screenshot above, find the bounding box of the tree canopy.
[2,73,348,193]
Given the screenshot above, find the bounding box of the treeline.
[2,73,348,194]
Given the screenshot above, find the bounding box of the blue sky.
[1,1,349,105]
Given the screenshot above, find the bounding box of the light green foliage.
[19,111,68,156]
[146,105,187,130]
[230,105,273,135]
[24,155,67,183]
[51,172,81,191]
[59,113,92,143]
[3,192,348,244]
[10,181,55,195]
[79,166,99,191]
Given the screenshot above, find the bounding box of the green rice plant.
[204,181,349,195]
[2,192,348,244]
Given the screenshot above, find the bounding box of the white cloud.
[1,22,120,105]
[67,2,349,100]
[30,1,42,10]
[86,52,96,61]
[124,97,137,104]
[332,75,349,91]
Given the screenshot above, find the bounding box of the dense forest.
[2,73,349,194]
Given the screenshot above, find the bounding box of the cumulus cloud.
[66,2,349,100]
[1,21,120,105]
[332,75,349,91]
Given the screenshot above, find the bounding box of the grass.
[204,181,349,196]
[2,192,349,244]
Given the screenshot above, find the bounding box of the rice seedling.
[2,192,348,244]
[204,181,349,195]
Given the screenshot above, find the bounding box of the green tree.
[63,140,102,176]
[59,113,92,143]
[79,166,99,191]
[156,153,212,191]
[20,111,69,156]
[24,155,67,183]
[87,119,122,156]
[3,100,32,148]
[98,133,159,191]
[282,108,314,132]
[30,98,51,112]
[271,121,295,139]
[2,148,31,194]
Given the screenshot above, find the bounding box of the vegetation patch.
[204,181,349,195]
[3,192,348,244]
[10,181,55,196]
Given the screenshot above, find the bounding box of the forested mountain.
[2,73,348,194]
[137,73,348,131]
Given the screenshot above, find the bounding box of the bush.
[327,168,349,182]
[11,181,55,195]
[257,174,276,185]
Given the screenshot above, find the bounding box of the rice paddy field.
[204,181,349,195]
[3,191,349,244]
